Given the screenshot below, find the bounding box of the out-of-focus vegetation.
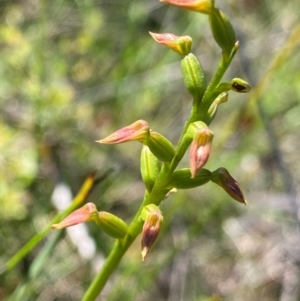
[1,0,300,300]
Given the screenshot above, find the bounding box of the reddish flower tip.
[211,168,247,204]
[96,120,149,144]
[160,0,214,14]
[51,203,98,230]
[141,205,163,261]
[187,122,214,178]
[149,32,192,55]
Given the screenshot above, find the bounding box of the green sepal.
[181,53,206,100]
[209,8,236,57]
[167,168,212,189]
[186,121,209,139]
[146,131,175,163]
[95,211,128,239]
[140,204,162,222]
[140,145,161,192]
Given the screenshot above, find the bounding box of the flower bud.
[167,168,211,189]
[51,203,98,230]
[96,211,128,239]
[211,167,247,204]
[140,204,163,261]
[181,53,206,100]
[146,131,175,163]
[216,78,251,94]
[208,92,228,118]
[52,203,129,239]
[187,121,214,178]
[96,120,149,144]
[140,145,161,192]
[160,0,214,15]
[230,78,251,93]
[149,32,192,56]
[209,8,236,57]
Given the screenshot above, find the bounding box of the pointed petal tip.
[141,247,148,261]
[95,139,114,144]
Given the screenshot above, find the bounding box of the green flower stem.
[82,191,149,301]
[81,240,125,301]
[81,46,239,301]
[170,106,199,171]
[199,42,239,122]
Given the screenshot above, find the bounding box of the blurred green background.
[1,0,300,300]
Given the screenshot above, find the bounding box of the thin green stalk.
[82,240,130,301]
[81,191,149,301]
[200,43,239,119]
[169,106,198,171]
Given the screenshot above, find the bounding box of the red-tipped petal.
[188,124,214,178]
[52,203,98,230]
[160,0,214,14]
[96,120,149,144]
[141,205,163,261]
[149,32,192,55]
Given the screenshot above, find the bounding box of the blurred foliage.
[1,0,300,300]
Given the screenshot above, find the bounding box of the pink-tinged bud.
[51,203,98,230]
[149,32,192,55]
[160,0,214,14]
[140,204,163,261]
[187,122,214,178]
[211,167,247,205]
[96,120,149,144]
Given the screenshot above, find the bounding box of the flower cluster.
[53,0,250,262]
